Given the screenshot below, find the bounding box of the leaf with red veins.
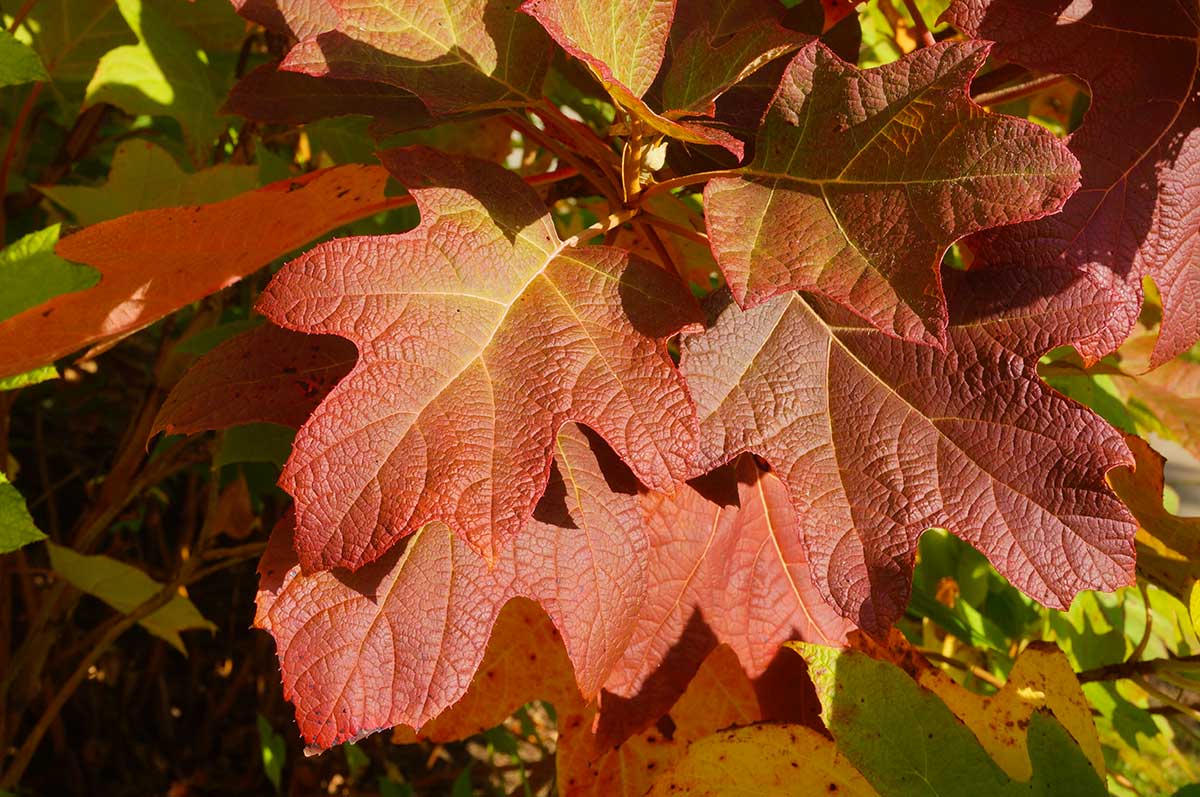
[153,324,357,436]
[0,165,390,381]
[656,0,812,119]
[703,40,1080,347]
[255,424,650,751]
[522,0,674,100]
[679,289,1136,633]
[275,0,552,117]
[522,0,746,156]
[597,454,851,742]
[257,147,699,571]
[944,0,1200,366]
[231,0,339,41]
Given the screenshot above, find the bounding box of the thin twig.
[0,576,184,787]
[972,73,1069,107]
[0,81,44,242]
[901,0,937,48]
[639,170,734,203]
[638,213,710,247]
[1129,582,1154,663]
[505,112,621,206]
[918,649,1005,689]
[1134,677,1200,722]
[636,221,675,270]
[1077,654,1200,684]
[7,0,38,32]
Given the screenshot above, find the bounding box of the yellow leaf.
[646,723,877,797]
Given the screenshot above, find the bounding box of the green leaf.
[0,365,58,392]
[18,0,136,85]
[795,644,1108,796]
[257,713,285,792]
[47,542,215,653]
[0,225,98,323]
[0,473,47,555]
[38,139,259,226]
[0,30,49,86]
[85,0,223,163]
[215,424,295,468]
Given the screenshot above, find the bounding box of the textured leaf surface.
[47,542,215,653]
[153,324,357,436]
[645,723,878,797]
[38,140,259,226]
[522,0,673,100]
[275,0,551,116]
[680,290,1135,631]
[255,425,649,749]
[655,0,809,117]
[599,455,849,738]
[523,0,745,154]
[945,0,1200,365]
[1110,435,1200,599]
[257,148,699,570]
[0,474,46,555]
[230,0,338,41]
[797,644,1108,796]
[704,40,1079,345]
[0,164,389,380]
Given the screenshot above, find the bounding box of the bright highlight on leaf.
[0,164,390,380]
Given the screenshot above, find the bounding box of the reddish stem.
[901,0,937,48]
[972,73,1069,107]
[0,81,45,243]
[7,0,37,32]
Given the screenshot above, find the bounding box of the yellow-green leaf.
[47,543,215,653]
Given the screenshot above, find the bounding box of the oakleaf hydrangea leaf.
[257,147,700,570]
[680,287,1135,632]
[945,0,1200,365]
[704,40,1079,346]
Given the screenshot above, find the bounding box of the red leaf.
[598,455,849,741]
[655,0,811,118]
[230,0,338,40]
[704,40,1079,346]
[153,324,357,436]
[0,165,390,381]
[223,63,435,133]
[522,0,748,156]
[945,0,1200,365]
[254,425,649,749]
[521,0,674,100]
[272,0,552,117]
[680,289,1136,632]
[257,147,700,571]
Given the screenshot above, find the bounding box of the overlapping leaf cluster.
[1,0,1197,791]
